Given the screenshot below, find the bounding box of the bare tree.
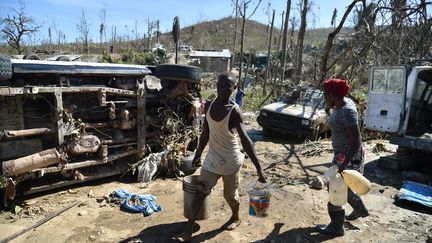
[331,8,337,29]
[0,0,41,54]
[172,16,180,64]
[147,18,157,50]
[294,0,311,83]
[264,9,275,95]
[280,0,292,92]
[99,5,107,49]
[237,0,263,88]
[319,0,363,82]
[76,9,90,54]
[230,0,239,70]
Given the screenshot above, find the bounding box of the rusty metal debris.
[0,57,203,204]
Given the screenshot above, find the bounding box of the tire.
[56,55,71,61]
[0,54,12,81]
[23,53,41,60]
[155,64,202,82]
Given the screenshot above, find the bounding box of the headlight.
[260,111,267,117]
[301,119,310,126]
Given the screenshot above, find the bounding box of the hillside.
[158,17,354,52]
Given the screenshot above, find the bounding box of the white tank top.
[202,100,245,175]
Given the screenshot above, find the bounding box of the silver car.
[257,88,330,140]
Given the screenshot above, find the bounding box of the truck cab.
[364,62,432,152]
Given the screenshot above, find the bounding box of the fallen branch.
[0,201,80,243]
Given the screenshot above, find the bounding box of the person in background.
[177,71,267,242]
[235,86,245,106]
[316,78,369,236]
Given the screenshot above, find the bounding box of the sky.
[0,0,356,44]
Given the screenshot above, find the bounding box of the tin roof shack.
[188,50,231,73]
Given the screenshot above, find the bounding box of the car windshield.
[299,89,324,108]
[279,89,324,108]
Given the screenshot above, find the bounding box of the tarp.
[113,189,162,216]
[398,181,432,208]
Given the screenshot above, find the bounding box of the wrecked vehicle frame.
[0,56,203,205]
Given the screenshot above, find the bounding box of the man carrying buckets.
[176,71,267,242]
[317,78,369,236]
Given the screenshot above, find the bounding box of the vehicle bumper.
[257,115,317,138]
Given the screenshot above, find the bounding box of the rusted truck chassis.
[0,56,203,205]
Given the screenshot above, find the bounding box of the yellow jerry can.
[341,170,371,195]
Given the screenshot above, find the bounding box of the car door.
[364,66,406,133]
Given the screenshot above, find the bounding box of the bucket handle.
[253,180,270,191]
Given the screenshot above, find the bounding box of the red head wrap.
[323,78,350,97]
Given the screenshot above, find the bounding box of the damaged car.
[257,88,330,140]
[0,55,203,206]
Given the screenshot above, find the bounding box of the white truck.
[364,62,432,152]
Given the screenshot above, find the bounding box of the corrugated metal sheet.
[189,50,231,58]
[398,180,432,208]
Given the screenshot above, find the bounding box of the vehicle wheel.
[56,55,71,61]
[155,64,202,82]
[181,151,197,176]
[23,53,41,60]
[0,54,12,81]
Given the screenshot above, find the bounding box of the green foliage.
[200,88,216,100]
[242,87,268,111]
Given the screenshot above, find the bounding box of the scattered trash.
[88,189,95,198]
[112,189,162,216]
[88,235,97,242]
[372,142,390,154]
[68,189,78,194]
[133,150,169,183]
[398,181,432,208]
[78,210,88,216]
[14,205,23,214]
[310,176,325,190]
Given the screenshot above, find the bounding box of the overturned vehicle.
[0,55,203,205]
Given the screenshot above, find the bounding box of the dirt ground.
[0,114,431,243]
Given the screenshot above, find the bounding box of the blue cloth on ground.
[113,189,162,216]
[398,181,432,208]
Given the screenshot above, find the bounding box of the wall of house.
[192,57,230,73]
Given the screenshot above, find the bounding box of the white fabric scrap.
[137,150,168,183]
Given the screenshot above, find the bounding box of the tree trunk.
[230,0,239,71]
[295,0,308,84]
[238,3,247,89]
[280,0,291,95]
[264,10,275,96]
[320,0,361,82]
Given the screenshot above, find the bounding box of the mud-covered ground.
[1,114,431,243]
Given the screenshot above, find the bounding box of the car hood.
[261,102,325,119]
